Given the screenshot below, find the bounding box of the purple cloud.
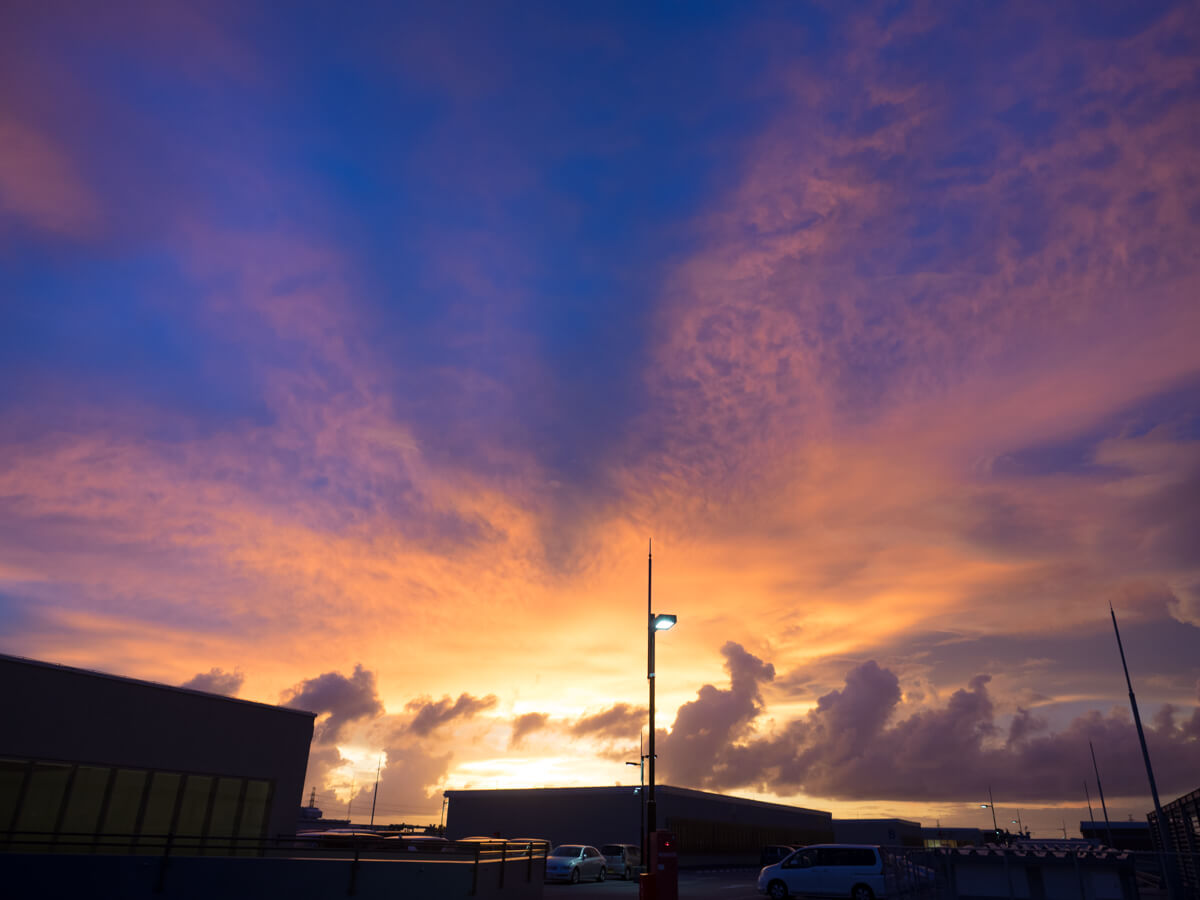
[511,712,550,747]
[660,649,1199,803]
[405,692,498,737]
[281,663,384,744]
[570,703,647,741]
[179,666,243,696]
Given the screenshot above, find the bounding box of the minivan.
[757,844,890,900]
[601,842,641,880]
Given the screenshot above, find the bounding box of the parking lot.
[544,867,761,900]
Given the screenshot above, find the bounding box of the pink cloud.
[0,117,99,237]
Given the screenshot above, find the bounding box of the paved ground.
[544,867,762,900]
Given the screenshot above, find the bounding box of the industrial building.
[443,784,833,865]
[833,817,923,847]
[922,825,988,848]
[0,652,314,849]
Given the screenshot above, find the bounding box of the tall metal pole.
[1111,604,1177,899]
[1089,741,1114,847]
[987,785,999,838]
[369,755,382,827]
[639,731,646,873]
[1084,781,1096,833]
[647,540,657,847]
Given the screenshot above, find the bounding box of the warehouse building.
[444,784,832,865]
[833,817,923,847]
[0,653,314,850]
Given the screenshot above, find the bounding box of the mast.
[1089,742,1114,848]
[1111,604,1177,898]
[369,755,382,827]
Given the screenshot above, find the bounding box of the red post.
[645,830,677,900]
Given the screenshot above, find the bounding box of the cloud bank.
[659,644,1200,803]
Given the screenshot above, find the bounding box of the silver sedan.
[545,844,608,883]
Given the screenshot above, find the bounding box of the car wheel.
[767,879,789,900]
[850,885,874,900]
[597,866,606,882]
[570,868,580,884]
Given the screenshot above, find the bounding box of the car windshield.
[550,845,582,857]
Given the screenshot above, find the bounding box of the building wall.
[0,654,314,844]
[834,818,924,847]
[444,785,832,861]
[922,826,987,848]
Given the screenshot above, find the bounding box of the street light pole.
[981,785,999,840]
[647,542,656,845]
[645,541,675,858]
[1011,810,1023,837]
[627,733,647,871]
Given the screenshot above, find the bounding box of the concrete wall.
[4,853,542,900]
[0,653,313,839]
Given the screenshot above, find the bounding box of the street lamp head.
[653,614,677,631]
[980,804,990,809]
[626,761,640,767]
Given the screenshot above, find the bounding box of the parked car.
[545,844,607,883]
[757,844,890,900]
[601,843,641,880]
[760,844,799,866]
[294,829,389,849]
[383,834,450,852]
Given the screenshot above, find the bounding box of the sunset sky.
[2,1,1198,836]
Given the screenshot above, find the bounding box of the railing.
[1,831,550,897]
[883,844,1200,899]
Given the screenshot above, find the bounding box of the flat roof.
[835,817,923,827]
[443,783,830,818]
[0,652,315,719]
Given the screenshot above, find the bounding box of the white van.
[757,844,891,900]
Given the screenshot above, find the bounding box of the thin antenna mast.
[1089,741,1114,847]
[1084,781,1095,830]
[1111,604,1178,898]
[370,755,382,827]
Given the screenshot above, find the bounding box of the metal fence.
[1,830,551,897]
[883,845,1200,899]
